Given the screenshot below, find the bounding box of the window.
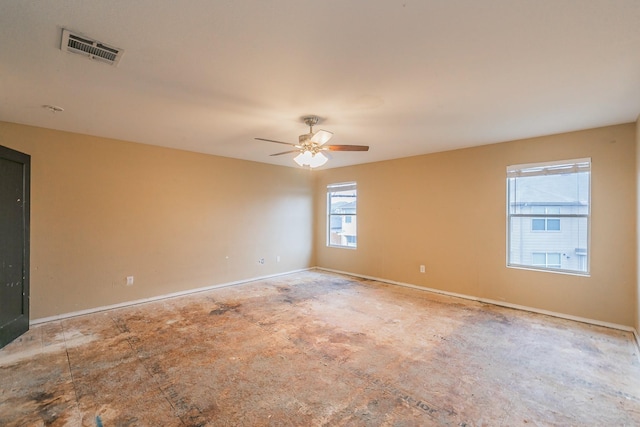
[328,182,357,248]
[507,158,590,274]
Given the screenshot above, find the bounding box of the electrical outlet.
[276,256,280,263]
[258,258,265,265]
[419,265,425,273]
[126,276,134,286]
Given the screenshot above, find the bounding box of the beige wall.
[315,123,637,327]
[0,121,314,319]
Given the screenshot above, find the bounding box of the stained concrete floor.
[1,271,640,426]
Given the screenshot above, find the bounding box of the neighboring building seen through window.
[507,158,590,274]
[328,182,357,248]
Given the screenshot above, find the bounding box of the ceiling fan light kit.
[256,115,369,169]
[294,150,328,168]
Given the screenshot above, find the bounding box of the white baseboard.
[315,267,639,341]
[30,268,312,325]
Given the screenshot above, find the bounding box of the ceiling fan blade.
[270,150,300,156]
[255,137,297,146]
[325,145,369,152]
[310,129,333,145]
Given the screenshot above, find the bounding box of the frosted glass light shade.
[293,150,327,168]
[308,152,328,168]
[294,150,313,166]
[310,130,333,146]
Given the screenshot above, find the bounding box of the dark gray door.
[0,145,30,349]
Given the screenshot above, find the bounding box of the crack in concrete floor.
[1,271,639,426]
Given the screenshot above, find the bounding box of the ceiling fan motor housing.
[303,116,320,127]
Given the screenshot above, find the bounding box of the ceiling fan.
[255,116,369,168]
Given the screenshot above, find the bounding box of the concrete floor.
[1,270,639,426]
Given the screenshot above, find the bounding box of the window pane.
[329,189,356,214]
[547,253,561,267]
[509,172,589,215]
[547,219,560,231]
[532,219,546,230]
[328,215,357,247]
[509,213,588,272]
[532,253,546,265]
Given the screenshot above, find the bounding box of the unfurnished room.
[1,1,640,426]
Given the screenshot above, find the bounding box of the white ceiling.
[1,1,639,169]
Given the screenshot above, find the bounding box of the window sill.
[507,264,590,277]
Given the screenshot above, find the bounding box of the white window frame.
[507,158,591,275]
[327,182,357,249]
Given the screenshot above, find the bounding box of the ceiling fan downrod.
[302,115,320,133]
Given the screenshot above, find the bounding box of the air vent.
[60,29,124,66]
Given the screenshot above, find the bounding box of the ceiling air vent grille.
[61,29,124,66]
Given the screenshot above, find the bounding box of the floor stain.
[209,302,241,316]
